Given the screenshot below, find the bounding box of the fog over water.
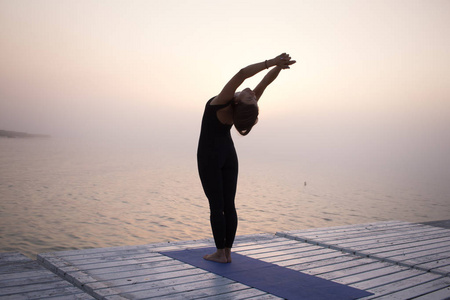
[1,136,449,259]
[1,0,450,258]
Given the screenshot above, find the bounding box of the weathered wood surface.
[2,221,449,299]
[0,252,94,299]
[38,234,283,300]
[277,220,450,277]
[36,221,450,299]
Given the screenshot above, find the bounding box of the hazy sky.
[1,0,449,176]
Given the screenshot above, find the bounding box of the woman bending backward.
[197,53,296,263]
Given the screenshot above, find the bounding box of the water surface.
[1,137,448,258]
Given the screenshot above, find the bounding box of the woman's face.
[236,88,257,105]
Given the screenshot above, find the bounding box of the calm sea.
[1,137,449,258]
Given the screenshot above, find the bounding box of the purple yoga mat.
[161,247,373,300]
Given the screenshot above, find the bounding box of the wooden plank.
[362,238,450,257]
[349,269,425,290]
[310,261,393,279]
[320,223,444,240]
[0,271,64,288]
[287,254,371,272]
[238,241,330,257]
[386,245,450,263]
[55,248,168,263]
[311,261,394,280]
[93,273,224,298]
[415,257,450,268]
[364,245,450,268]
[203,288,283,300]
[1,286,93,300]
[0,279,86,297]
[281,253,359,269]
[356,272,444,299]
[97,272,222,297]
[234,240,309,255]
[240,245,329,261]
[91,260,193,279]
[413,286,450,300]
[288,222,425,240]
[298,226,448,250]
[85,263,202,288]
[369,276,450,300]
[419,261,450,276]
[0,261,45,276]
[68,252,169,268]
[88,265,209,288]
[86,259,187,278]
[282,223,444,246]
[0,252,31,265]
[154,283,271,300]
[282,221,403,236]
[87,268,211,296]
[38,252,129,300]
[361,236,450,256]
[266,250,350,267]
[61,252,174,270]
[279,222,449,247]
[0,252,94,300]
[119,277,244,299]
[324,264,411,284]
[0,268,53,281]
[365,243,450,275]
[253,247,339,264]
[335,229,450,250]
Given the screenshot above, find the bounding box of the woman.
[197,53,296,263]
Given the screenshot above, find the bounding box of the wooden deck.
[277,220,450,300]
[1,221,450,299]
[0,252,94,299]
[277,220,450,277]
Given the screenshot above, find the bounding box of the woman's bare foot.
[203,249,227,263]
[225,248,232,263]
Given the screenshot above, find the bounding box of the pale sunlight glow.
[1,0,449,176]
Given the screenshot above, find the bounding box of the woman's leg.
[197,147,238,263]
[222,148,238,262]
[222,152,238,249]
[197,155,227,251]
[198,165,229,263]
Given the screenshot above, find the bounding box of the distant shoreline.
[0,130,50,138]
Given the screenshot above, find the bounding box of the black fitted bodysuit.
[197,97,238,249]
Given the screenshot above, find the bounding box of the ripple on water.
[2,138,450,258]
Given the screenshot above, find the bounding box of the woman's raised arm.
[212,53,293,105]
[254,55,296,101]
